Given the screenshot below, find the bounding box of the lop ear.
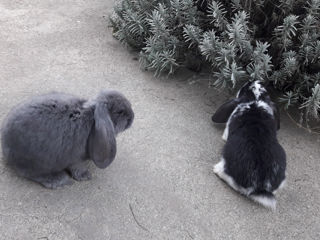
[212,99,240,123]
[271,102,280,130]
[88,102,117,169]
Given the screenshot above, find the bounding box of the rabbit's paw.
[68,162,92,181]
[31,172,73,189]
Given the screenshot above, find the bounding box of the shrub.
[110,0,320,123]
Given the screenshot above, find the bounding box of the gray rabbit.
[1,90,134,189]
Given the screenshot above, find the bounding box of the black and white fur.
[212,81,286,210]
[1,90,134,189]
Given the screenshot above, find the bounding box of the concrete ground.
[0,1,319,239]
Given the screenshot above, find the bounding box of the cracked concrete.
[0,0,320,239]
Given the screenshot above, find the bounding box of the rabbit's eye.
[116,110,124,115]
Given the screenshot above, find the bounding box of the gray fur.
[1,90,134,188]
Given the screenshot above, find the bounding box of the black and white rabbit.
[212,81,286,210]
[1,90,134,189]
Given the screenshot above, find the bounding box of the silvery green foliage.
[111,0,320,122]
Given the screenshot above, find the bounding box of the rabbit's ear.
[212,99,240,123]
[271,102,280,130]
[88,102,117,169]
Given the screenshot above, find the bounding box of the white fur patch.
[213,159,240,193]
[236,88,241,98]
[222,127,228,141]
[215,159,279,210]
[257,100,273,116]
[222,118,230,141]
[235,103,251,116]
[250,81,266,99]
[278,179,286,190]
[213,159,225,174]
[214,158,254,196]
[222,102,252,141]
[273,179,286,194]
[249,195,276,211]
